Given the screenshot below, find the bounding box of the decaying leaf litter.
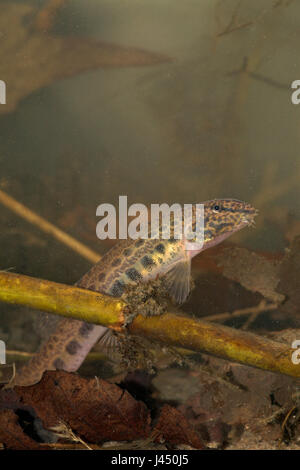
[0,224,300,449]
[0,1,170,115]
[0,0,300,451]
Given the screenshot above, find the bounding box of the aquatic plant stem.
[129,313,300,379]
[0,189,100,263]
[0,271,124,329]
[0,271,299,378]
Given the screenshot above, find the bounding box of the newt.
[14,199,257,385]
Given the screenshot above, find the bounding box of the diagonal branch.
[0,271,299,379]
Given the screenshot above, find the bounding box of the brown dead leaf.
[218,247,284,303]
[12,371,151,444]
[154,404,205,449]
[0,409,41,450]
[0,370,207,449]
[0,2,171,114]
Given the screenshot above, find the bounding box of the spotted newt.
[14,199,257,386]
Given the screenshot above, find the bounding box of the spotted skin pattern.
[14,199,257,386]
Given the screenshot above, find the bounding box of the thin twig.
[216,0,292,38]
[216,0,251,37]
[50,420,93,450]
[200,300,277,322]
[0,189,100,264]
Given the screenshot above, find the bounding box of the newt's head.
[202,199,258,248]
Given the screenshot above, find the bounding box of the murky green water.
[0,1,299,449]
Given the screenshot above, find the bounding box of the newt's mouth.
[241,207,259,228]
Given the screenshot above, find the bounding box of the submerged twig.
[215,0,252,37]
[201,300,278,322]
[0,271,125,330]
[129,312,300,379]
[0,271,299,378]
[50,420,92,450]
[0,189,100,264]
[5,349,107,363]
[227,57,288,90]
[215,0,293,38]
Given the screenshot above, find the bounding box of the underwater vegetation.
[0,0,299,451]
[0,1,170,115]
[0,199,299,449]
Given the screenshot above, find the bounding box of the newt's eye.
[213,205,220,211]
